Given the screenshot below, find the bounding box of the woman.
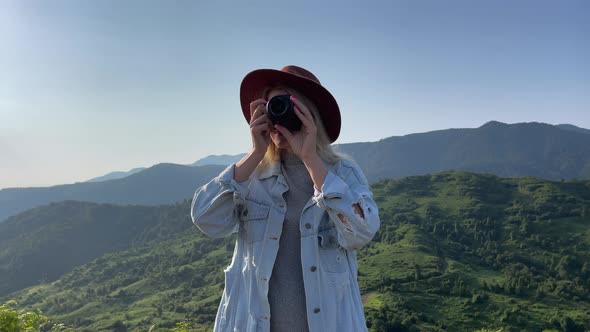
[191,65,381,332]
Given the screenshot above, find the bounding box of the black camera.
[265,94,302,132]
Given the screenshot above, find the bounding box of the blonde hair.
[258,84,353,170]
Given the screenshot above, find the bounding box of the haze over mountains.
[82,154,248,183]
[189,153,248,167]
[85,167,147,183]
[1,120,589,223]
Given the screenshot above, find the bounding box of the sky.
[0,0,588,189]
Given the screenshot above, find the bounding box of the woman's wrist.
[304,153,328,192]
[235,149,264,182]
[250,148,266,161]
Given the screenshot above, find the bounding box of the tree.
[111,320,128,332]
[0,300,74,331]
[414,264,422,281]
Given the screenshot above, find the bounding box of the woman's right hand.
[249,98,272,156]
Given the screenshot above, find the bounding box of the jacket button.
[313,307,320,314]
[242,209,248,216]
[279,203,285,208]
[305,223,312,229]
[310,266,317,272]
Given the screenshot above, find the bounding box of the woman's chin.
[271,135,288,148]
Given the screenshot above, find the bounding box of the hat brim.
[240,69,341,143]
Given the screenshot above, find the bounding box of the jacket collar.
[257,156,332,180]
[257,158,282,180]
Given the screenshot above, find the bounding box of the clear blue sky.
[1,0,588,189]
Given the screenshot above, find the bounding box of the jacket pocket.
[241,199,271,244]
[246,314,266,332]
[318,224,348,273]
[327,270,350,301]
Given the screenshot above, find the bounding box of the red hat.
[239,65,341,143]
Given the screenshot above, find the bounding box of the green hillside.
[1,170,589,331]
[0,200,190,296]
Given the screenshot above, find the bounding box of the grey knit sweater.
[267,152,313,332]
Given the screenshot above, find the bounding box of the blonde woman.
[191,65,381,332]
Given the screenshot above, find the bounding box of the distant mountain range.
[190,153,247,167]
[85,167,147,183]
[556,123,590,135]
[83,154,248,183]
[343,120,590,184]
[1,120,589,223]
[0,164,226,223]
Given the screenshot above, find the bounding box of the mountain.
[339,121,590,184]
[2,121,590,224]
[78,122,590,185]
[190,153,246,166]
[85,167,147,183]
[1,170,589,331]
[84,154,245,185]
[0,163,226,223]
[556,124,590,136]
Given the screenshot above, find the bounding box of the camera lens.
[270,99,287,115]
[268,98,289,116]
[266,94,301,132]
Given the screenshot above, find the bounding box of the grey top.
[268,151,314,332]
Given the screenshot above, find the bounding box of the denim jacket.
[190,156,381,332]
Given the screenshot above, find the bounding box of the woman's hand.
[273,95,318,162]
[249,98,272,157]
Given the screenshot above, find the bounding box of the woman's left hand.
[273,95,318,162]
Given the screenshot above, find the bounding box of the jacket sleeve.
[311,158,380,251]
[190,162,251,238]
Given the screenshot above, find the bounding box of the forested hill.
[0,200,188,296]
[1,170,589,331]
